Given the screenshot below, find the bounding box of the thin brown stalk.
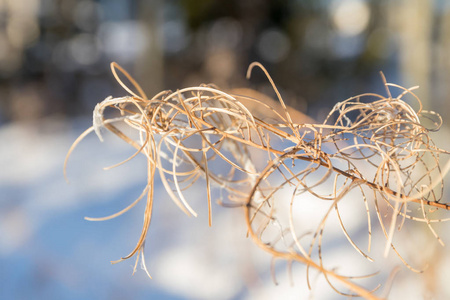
[65,61,450,299]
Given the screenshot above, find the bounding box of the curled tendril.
[65,62,450,299]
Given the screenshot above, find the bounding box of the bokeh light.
[257,28,290,63]
[99,21,151,63]
[330,0,371,37]
[69,34,101,66]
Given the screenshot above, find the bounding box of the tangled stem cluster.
[65,62,450,299]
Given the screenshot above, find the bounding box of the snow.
[1,116,450,299]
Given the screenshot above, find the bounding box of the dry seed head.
[65,62,450,299]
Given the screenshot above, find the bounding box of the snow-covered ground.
[2,116,450,299]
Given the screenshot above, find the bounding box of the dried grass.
[65,62,450,299]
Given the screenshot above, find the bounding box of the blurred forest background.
[2,0,450,123]
[2,0,450,299]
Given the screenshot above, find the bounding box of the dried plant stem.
[65,61,450,299]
